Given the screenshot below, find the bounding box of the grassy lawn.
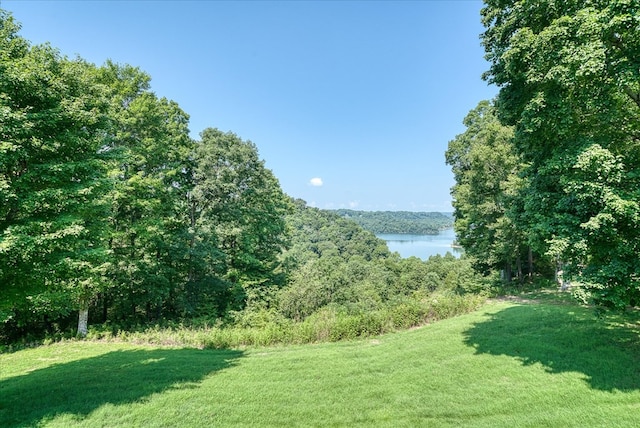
[2,297,640,427]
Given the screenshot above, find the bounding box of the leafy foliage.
[278,201,394,320]
[0,9,488,345]
[190,128,292,314]
[0,10,294,340]
[446,100,540,282]
[98,62,195,325]
[0,14,114,336]
[480,0,640,308]
[275,200,486,322]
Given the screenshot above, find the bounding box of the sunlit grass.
[2,299,640,427]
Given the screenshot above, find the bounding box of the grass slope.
[1,298,640,427]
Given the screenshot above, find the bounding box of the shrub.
[74,292,485,349]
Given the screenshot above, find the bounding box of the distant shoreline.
[334,209,454,235]
[377,228,460,259]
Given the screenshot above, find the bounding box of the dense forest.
[0,10,483,343]
[447,0,640,309]
[334,209,453,235]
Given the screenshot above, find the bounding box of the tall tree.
[191,128,291,313]
[96,61,195,324]
[481,0,640,307]
[0,11,114,336]
[445,100,529,281]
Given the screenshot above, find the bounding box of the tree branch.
[624,87,640,109]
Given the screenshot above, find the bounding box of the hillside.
[334,209,454,235]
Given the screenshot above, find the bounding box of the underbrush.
[86,292,485,349]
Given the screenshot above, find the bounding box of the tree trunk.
[77,303,89,337]
[516,255,523,285]
[528,247,533,280]
[102,294,108,322]
[504,260,512,283]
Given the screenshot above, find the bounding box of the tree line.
[334,209,453,235]
[0,10,484,343]
[0,11,291,340]
[447,0,640,309]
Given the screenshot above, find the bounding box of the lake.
[377,228,461,260]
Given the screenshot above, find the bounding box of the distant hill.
[334,210,454,235]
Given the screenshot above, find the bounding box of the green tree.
[191,129,291,313]
[334,209,453,234]
[481,0,640,307]
[445,100,529,282]
[98,62,194,324]
[277,201,399,320]
[0,11,113,337]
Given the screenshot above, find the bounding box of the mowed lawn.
[2,298,640,427]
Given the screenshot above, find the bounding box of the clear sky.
[3,0,497,212]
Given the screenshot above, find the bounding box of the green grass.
[2,299,640,427]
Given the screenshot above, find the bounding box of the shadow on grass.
[0,347,243,427]
[463,303,640,392]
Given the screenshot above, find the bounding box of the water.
[377,228,461,260]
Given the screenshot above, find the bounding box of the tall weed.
[92,293,485,348]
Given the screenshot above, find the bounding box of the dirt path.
[488,295,541,304]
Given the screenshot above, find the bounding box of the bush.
[86,293,485,349]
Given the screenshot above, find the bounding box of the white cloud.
[309,177,323,187]
[349,200,359,209]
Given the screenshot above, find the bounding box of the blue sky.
[4,0,497,212]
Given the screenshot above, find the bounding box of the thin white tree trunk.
[77,304,89,337]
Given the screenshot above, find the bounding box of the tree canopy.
[446,100,530,281]
[446,0,640,308]
[0,11,115,333]
[0,10,294,339]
